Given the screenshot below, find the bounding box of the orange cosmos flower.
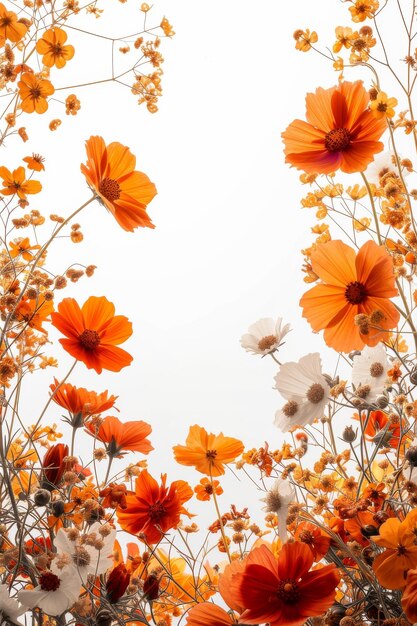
[185,603,235,626]
[51,296,133,374]
[402,568,417,622]
[372,509,417,589]
[194,477,223,501]
[18,73,55,114]
[23,154,45,171]
[85,415,153,457]
[282,81,386,174]
[9,237,41,261]
[300,240,399,352]
[0,3,28,42]
[228,543,339,626]
[117,469,193,544]
[50,379,117,421]
[173,425,244,477]
[81,135,157,232]
[36,27,74,68]
[15,296,53,334]
[0,166,41,200]
[354,410,410,449]
[293,521,331,561]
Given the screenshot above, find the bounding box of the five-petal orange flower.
[85,415,153,457]
[50,379,118,420]
[36,27,75,68]
[0,2,28,42]
[117,469,193,544]
[18,73,55,114]
[0,166,41,200]
[282,81,386,174]
[81,135,157,232]
[173,425,244,477]
[372,509,417,589]
[300,239,399,352]
[51,296,133,373]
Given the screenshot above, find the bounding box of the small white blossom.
[18,562,80,616]
[351,344,389,404]
[240,317,291,356]
[0,584,25,626]
[261,477,295,541]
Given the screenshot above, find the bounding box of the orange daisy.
[0,3,27,42]
[194,477,223,501]
[50,296,133,374]
[173,425,244,477]
[81,135,157,232]
[9,237,40,261]
[228,543,340,626]
[372,509,417,589]
[117,469,193,544]
[85,415,153,457]
[282,81,386,174]
[300,240,399,352]
[0,167,41,200]
[15,296,53,334]
[23,154,45,171]
[18,73,55,114]
[36,27,74,69]
[50,378,117,420]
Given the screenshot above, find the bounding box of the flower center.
[148,502,166,522]
[0,16,12,27]
[51,43,64,55]
[206,449,217,460]
[204,483,213,494]
[345,281,367,304]
[99,177,121,201]
[282,400,298,417]
[39,571,61,591]
[324,127,351,152]
[257,335,277,351]
[370,362,384,377]
[78,329,101,350]
[30,87,41,99]
[73,546,91,568]
[299,529,314,544]
[277,579,299,604]
[306,383,325,404]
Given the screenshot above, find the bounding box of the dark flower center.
[277,579,300,604]
[206,449,217,460]
[345,280,367,304]
[99,177,121,201]
[282,400,298,417]
[306,383,325,404]
[78,329,100,350]
[324,127,351,152]
[51,43,64,55]
[299,529,314,544]
[39,571,61,591]
[30,88,41,99]
[148,502,166,522]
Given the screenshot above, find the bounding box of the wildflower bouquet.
[3,0,417,626]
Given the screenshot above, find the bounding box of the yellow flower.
[370,91,398,119]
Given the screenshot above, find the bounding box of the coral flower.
[51,296,133,374]
[50,379,117,422]
[372,509,417,589]
[185,603,235,626]
[228,543,340,626]
[36,27,74,68]
[300,240,399,352]
[117,469,193,544]
[173,425,244,477]
[85,415,153,457]
[41,444,69,490]
[282,81,386,174]
[81,135,157,232]
[0,3,27,42]
[354,410,410,449]
[294,521,331,561]
[0,167,41,200]
[18,73,55,114]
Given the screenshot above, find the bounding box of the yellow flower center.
[99,177,121,201]
[324,127,351,152]
[277,579,299,604]
[257,335,277,351]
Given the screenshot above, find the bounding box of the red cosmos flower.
[228,543,340,626]
[106,563,130,603]
[50,378,118,423]
[354,410,410,448]
[41,444,69,490]
[85,415,153,457]
[294,521,331,561]
[117,470,193,544]
[51,296,133,374]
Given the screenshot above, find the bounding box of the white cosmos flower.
[240,317,291,356]
[261,477,295,541]
[18,562,80,617]
[274,353,329,432]
[54,522,116,584]
[365,150,410,185]
[0,584,25,626]
[351,344,390,404]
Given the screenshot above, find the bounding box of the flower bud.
[375,395,389,409]
[406,445,417,466]
[342,426,357,443]
[33,489,51,507]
